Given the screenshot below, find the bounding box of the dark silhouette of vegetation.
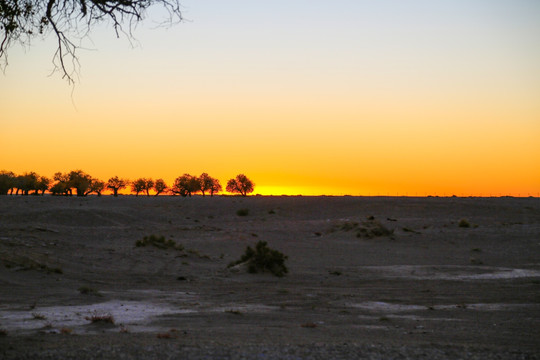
[1,169,252,197]
[67,170,96,196]
[226,174,254,196]
[171,174,200,197]
[228,241,288,277]
[0,0,182,83]
[131,178,150,196]
[236,208,249,216]
[135,234,184,250]
[0,170,16,194]
[107,176,128,197]
[154,178,167,196]
[199,172,222,196]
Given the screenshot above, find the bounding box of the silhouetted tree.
[131,178,154,196]
[89,179,105,196]
[0,170,16,195]
[209,178,222,196]
[18,172,39,195]
[171,174,199,197]
[199,173,222,196]
[68,170,93,196]
[226,174,254,197]
[131,178,146,196]
[52,172,71,196]
[0,0,182,83]
[107,176,128,197]
[36,176,50,195]
[154,178,167,196]
[198,173,213,196]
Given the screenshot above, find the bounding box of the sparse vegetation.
[330,217,394,239]
[135,235,184,251]
[236,208,249,216]
[78,286,102,296]
[0,254,63,274]
[85,314,115,324]
[459,219,471,228]
[0,329,7,336]
[228,241,288,277]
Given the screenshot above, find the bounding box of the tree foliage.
[226,174,254,196]
[131,178,147,196]
[199,172,221,196]
[106,176,128,197]
[153,178,167,196]
[0,170,16,194]
[171,174,199,197]
[1,169,253,197]
[0,0,182,83]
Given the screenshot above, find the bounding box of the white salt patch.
[348,302,539,313]
[0,300,194,334]
[361,265,540,281]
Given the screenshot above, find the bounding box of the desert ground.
[0,195,539,359]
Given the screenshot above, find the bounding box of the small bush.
[136,235,184,251]
[78,286,102,296]
[236,208,249,216]
[228,241,288,277]
[458,219,471,228]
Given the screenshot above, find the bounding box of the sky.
[1,0,539,196]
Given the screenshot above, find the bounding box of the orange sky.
[1,1,539,196]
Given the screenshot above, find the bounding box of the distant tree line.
[0,170,254,197]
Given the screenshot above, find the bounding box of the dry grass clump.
[458,219,471,228]
[135,235,184,251]
[228,241,288,277]
[236,208,249,216]
[330,217,394,239]
[78,286,102,296]
[1,254,63,274]
[85,314,115,324]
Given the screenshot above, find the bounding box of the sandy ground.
[0,195,539,359]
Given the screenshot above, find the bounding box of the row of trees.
[0,170,254,197]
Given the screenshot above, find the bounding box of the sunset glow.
[1,1,539,196]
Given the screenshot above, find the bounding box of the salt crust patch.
[348,301,539,312]
[0,297,279,334]
[361,265,540,280]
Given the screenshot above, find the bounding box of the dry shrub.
[330,217,394,239]
[136,235,184,251]
[228,241,288,277]
[85,314,115,324]
[459,219,471,228]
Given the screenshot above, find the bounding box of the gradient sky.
[1,0,539,196]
